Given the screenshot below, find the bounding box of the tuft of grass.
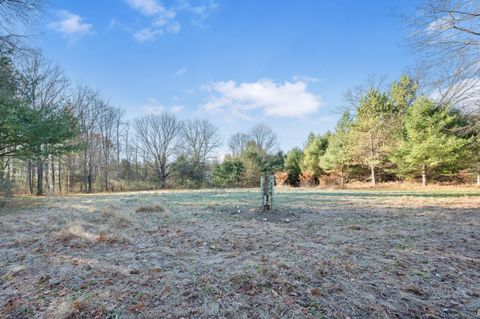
[404,284,424,296]
[96,233,128,244]
[55,225,127,246]
[55,225,97,244]
[135,204,165,213]
[100,205,131,226]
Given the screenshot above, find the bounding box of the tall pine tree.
[391,97,469,185]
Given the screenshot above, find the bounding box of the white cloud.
[126,0,173,16]
[143,98,185,114]
[143,98,165,114]
[48,10,92,38]
[429,76,480,110]
[177,0,219,26]
[125,0,217,42]
[426,16,452,33]
[175,67,188,77]
[126,0,176,41]
[203,79,323,118]
[134,28,162,42]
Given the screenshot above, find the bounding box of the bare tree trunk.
[135,147,139,182]
[156,163,167,189]
[5,158,11,182]
[104,171,108,192]
[36,158,43,196]
[422,165,427,186]
[476,173,479,186]
[369,131,376,187]
[4,158,10,181]
[67,155,71,193]
[370,165,376,187]
[10,158,15,184]
[116,118,121,180]
[51,156,55,193]
[87,175,92,193]
[44,159,49,193]
[0,158,4,182]
[58,157,62,193]
[27,160,33,194]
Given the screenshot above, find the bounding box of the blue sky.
[37,0,419,155]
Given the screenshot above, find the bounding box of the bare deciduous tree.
[71,85,100,193]
[228,132,250,156]
[0,0,44,53]
[133,113,181,188]
[408,0,480,107]
[97,101,121,191]
[248,124,278,155]
[181,119,221,162]
[175,119,221,185]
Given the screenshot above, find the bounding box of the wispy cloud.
[125,0,218,42]
[143,97,165,114]
[203,79,323,118]
[126,0,173,16]
[177,0,219,27]
[133,28,162,42]
[426,16,451,33]
[175,67,188,77]
[48,10,93,39]
[143,98,185,114]
[292,75,320,83]
[126,0,176,42]
[108,18,119,30]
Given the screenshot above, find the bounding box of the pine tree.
[391,97,470,186]
[285,147,303,186]
[300,132,330,179]
[321,112,352,186]
[350,89,394,186]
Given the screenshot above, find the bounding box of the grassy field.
[1,187,479,318]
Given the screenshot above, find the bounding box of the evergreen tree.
[300,132,330,178]
[284,147,303,186]
[211,157,245,187]
[391,97,470,186]
[26,105,79,195]
[321,112,352,186]
[0,55,32,158]
[350,89,394,186]
[389,74,418,115]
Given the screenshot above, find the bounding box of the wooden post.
[261,175,274,210]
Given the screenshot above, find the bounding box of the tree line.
[0,50,227,195]
[274,74,478,187]
[214,0,480,188]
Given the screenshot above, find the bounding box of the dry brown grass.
[135,204,165,213]
[54,224,98,247]
[100,205,131,227]
[0,188,479,318]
